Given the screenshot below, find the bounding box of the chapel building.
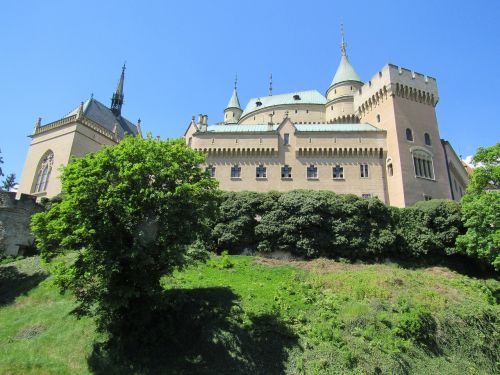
[16,65,141,200]
[184,34,468,207]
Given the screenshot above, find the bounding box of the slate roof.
[64,98,137,138]
[241,90,327,117]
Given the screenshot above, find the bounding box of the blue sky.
[1,0,499,179]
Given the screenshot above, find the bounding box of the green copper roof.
[226,88,241,110]
[202,123,382,133]
[241,90,326,117]
[295,123,383,132]
[330,55,363,86]
[206,124,279,133]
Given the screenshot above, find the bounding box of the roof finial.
[340,23,347,57]
[234,74,238,91]
[269,73,273,96]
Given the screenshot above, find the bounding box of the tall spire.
[111,63,126,116]
[226,74,241,110]
[340,23,347,57]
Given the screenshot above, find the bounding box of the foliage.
[397,199,463,258]
[1,173,16,191]
[211,191,265,253]
[30,136,219,351]
[456,143,500,270]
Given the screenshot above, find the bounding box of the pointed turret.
[111,63,126,116]
[224,75,243,123]
[325,25,364,124]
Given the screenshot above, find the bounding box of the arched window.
[33,151,54,193]
[406,128,414,142]
[386,157,394,177]
[412,149,434,180]
[424,132,431,146]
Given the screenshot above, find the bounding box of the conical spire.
[111,63,126,116]
[330,26,362,87]
[226,75,241,109]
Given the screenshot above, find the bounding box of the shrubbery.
[210,190,468,264]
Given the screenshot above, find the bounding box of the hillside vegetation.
[1,255,498,374]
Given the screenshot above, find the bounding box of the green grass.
[0,255,498,374]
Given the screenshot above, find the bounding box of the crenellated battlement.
[354,64,439,116]
[0,191,40,211]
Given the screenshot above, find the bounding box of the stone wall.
[0,192,43,256]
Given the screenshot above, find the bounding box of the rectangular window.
[361,193,372,199]
[256,165,267,178]
[283,133,290,145]
[206,165,216,178]
[307,165,317,179]
[360,164,369,178]
[424,195,432,201]
[281,165,292,178]
[333,164,344,179]
[231,165,241,178]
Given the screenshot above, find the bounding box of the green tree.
[31,136,219,350]
[456,143,499,270]
[1,173,17,191]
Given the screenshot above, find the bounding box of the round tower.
[325,27,363,123]
[224,77,242,124]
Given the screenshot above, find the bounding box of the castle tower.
[224,76,242,123]
[325,26,363,124]
[354,64,452,206]
[111,64,126,116]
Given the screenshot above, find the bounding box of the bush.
[397,199,463,258]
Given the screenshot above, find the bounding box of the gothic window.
[283,133,290,145]
[231,165,241,178]
[188,137,192,147]
[412,149,435,180]
[424,132,432,146]
[333,164,344,179]
[33,151,54,193]
[281,165,292,178]
[307,165,317,179]
[360,164,369,178]
[406,128,414,142]
[256,164,267,178]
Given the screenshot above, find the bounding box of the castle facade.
[184,35,468,207]
[16,36,468,208]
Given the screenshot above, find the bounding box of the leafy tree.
[31,136,219,350]
[1,173,17,191]
[456,143,500,270]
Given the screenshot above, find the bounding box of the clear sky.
[1,0,499,179]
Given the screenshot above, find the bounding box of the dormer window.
[293,94,301,100]
[256,100,262,107]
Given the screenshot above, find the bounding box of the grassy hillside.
[0,255,498,374]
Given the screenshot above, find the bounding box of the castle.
[184,33,468,207]
[16,33,468,208]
